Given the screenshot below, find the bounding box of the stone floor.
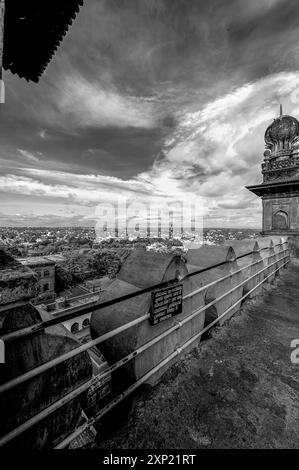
[96,261,299,449]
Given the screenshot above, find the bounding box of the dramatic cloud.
[56,73,160,129]
[18,149,41,163]
[2,0,299,227]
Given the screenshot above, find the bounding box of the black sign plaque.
[150,282,183,325]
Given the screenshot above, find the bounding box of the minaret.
[246,108,299,252]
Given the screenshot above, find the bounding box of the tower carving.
[247,105,299,242]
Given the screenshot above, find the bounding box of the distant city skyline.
[0,226,262,258]
[0,223,262,230]
[2,0,299,228]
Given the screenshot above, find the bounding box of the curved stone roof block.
[0,303,92,448]
[252,238,277,286]
[117,248,187,288]
[91,278,149,347]
[271,236,288,271]
[186,245,236,269]
[270,236,283,247]
[254,237,274,250]
[186,245,242,327]
[223,239,266,299]
[91,251,192,387]
[91,278,150,382]
[223,239,259,258]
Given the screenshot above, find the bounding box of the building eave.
[246,178,299,197]
[3,0,84,82]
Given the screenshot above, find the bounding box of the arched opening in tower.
[272,210,288,230]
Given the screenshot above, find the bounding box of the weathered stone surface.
[223,239,264,298]
[187,245,242,326]
[91,250,190,387]
[96,262,299,449]
[0,303,93,448]
[187,245,236,267]
[117,248,185,289]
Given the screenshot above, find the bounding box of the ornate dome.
[265,107,299,148]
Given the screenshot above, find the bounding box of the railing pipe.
[0,251,288,397]
[54,257,289,449]
[0,247,273,343]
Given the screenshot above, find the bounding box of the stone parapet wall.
[91,236,289,389]
[0,237,290,448]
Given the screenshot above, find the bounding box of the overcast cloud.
[1,0,299,227]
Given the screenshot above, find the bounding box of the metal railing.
[0,243,290,448]
[0,245,279,343]
[0,245,282,393]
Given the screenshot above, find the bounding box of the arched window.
[71,323,79,334]
[272,210,288,230]
[82,318,90,328]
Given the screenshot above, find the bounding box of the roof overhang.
[3,0,84,82]
[246,179,299,197]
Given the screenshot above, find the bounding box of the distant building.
[0,250,38,312]
[36,291,100,338]
[17,256,56,302]
[247,105,299,254]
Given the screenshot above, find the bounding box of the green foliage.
[54,249,123,293]
[55,265,73,293]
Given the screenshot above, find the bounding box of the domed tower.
[246,105,299,241]
[264,104,299,161]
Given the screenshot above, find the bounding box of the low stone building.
[17,256,56,302]
[0,250,37,311]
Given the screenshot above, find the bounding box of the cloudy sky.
[2,0,299,228]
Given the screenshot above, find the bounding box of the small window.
[71,323,79,334]
[44,270,50,277]
[82,318,90,328]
